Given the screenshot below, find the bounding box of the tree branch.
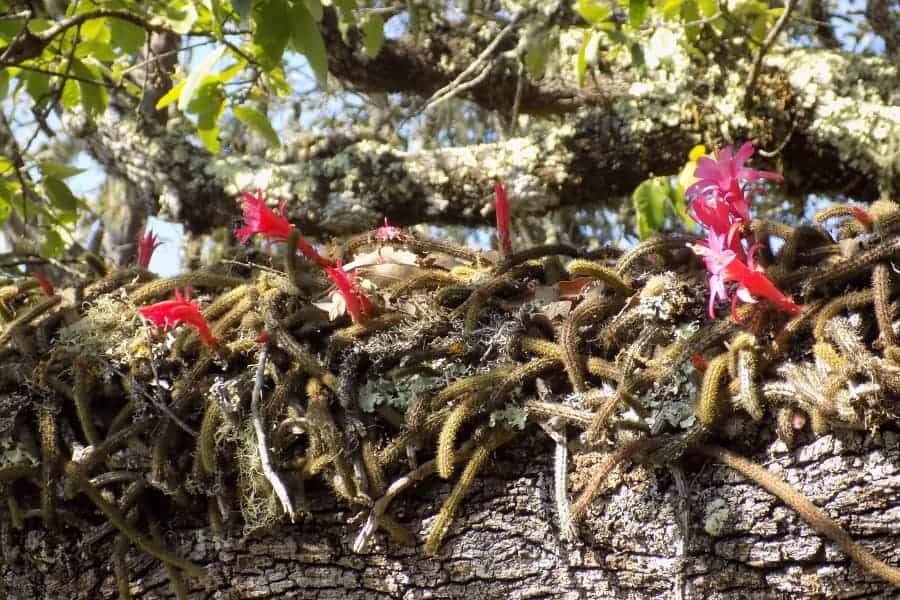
[0,8,168,66]
[65,49,899,238]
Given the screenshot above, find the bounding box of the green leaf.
[333,0,358,35]
[253,0,292,69]
[187,81,225,153]
[261,65,291,97]
[304,0,324,21]
[576,30,590,88]
[109,17,146,54]
[156,79,185,110]
[39,161,85,179]
[629,0,648,28]
[0,18,24,42]
[361,13,385,59]
[25,71,50,104]
[577,0,611,25]
[633,177,668,239]
[660,0,683,19]
[178,45,225,111]
[76,39,118,61]
[668,182,696,230]
[525,32,556,79]
[196,127,221,154]
[43,176,80,212]
[80,15,110,42]
[698,0,717,17]
[213,60,246,83]
[683,0,700,41]
[0,184,13,225]
[750,14,768,44]
[0,69,8,101]
[290,3,329,86]
[71,58,108,117]
[41,229,65,258]
[61,79,80,110]
[152,0,199,34]
[233,105,281,147]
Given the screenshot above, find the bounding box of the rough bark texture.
[4,429,899,599]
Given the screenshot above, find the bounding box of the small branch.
[419,9,528,115]
[353,437,480,553]
[251,345,296,521]
[538,418,577,542]
[507,60,525,138]
[743,0,797,109]
[0,10,31,21]
[0,8,167,66]
[13,62,118,88]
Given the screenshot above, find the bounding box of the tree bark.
[3,429,899,599]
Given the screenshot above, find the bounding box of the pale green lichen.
[489,404,528,430]
[703,497,731,536]
[357,373,436,413]
[767,50,900,198]
[58,294,142,366]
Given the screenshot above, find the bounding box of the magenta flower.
[139,289,218,346]
[686,142,782,231]
[494,180,513,258]
[324,261,374,324]
[235,189,334,268]
[690,231,801,320]
[137,229,163,269]
[374,217,403,242]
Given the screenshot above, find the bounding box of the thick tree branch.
[0,9,168,66]
[320,9,620,116]
[865,0,900,60]
[66,50,898,238]
[3,432,899,598]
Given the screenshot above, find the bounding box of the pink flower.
[139,289,218,346]
[374,217,403,242]
[235,189,334,268]
[690,232,801,320]
[686,142,782,230]
[324,261,373,324]
[494,181,513,258]
[137,229,162,269]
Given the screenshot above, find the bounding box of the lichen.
[703,497,731,536]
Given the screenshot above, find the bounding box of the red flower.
[494,180,513,258]
[850,206,873,230]
[690,231,801,320]
[374,217,403,242]
[137,229,163,269]
[138,289,218,346]
[687,142,782,233]
[324,261,373,324]
[35,272,55,296]
[235,189,334,268]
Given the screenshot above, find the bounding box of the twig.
[251,345,295,521]
[419,9,527,115]
[353,437,479,553]
[743,0,797,109]
[508,60,524,137]
[137,331,198,437]
[0,8,168,66]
